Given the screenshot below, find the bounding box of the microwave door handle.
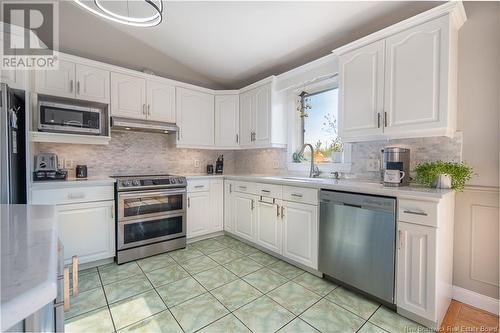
[64,120,83,127]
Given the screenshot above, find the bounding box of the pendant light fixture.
[73,0,164,27]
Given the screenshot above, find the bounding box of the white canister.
[433,174,452,189]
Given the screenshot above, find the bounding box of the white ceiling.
[63,1,441,89]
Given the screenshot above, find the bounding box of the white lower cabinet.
[186,179,224,239]
[255,198,282,254]
[57,200,115,265]
[233,192,257,242]
[187,191,211,238]
[397,221,436,321]
[282,201,319,269]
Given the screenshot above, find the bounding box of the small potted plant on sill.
[414,161,474,191]
[330,138,344,163]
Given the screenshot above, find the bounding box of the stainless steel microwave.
[38,101,103,135]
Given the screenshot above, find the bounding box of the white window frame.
[286,75,352,174]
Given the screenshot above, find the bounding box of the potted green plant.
[414,161,474,191]
[330,138,344,163]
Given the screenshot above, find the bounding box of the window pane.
[303,88,339,163]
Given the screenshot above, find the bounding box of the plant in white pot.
[330,138,344,163]
[414,161,474,191]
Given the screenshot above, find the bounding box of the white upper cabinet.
[335,4,465,142]
[146,80,176,123]
[339,40,385,140]
[176,87,215,147]
[111,72,146,120]
[383,16,449,135]
[215,94,239,148]
[36,59,76,99]
[254,85,271,145]
[76,64,110,104]
[0,35,26,90]
[239,92,254,147]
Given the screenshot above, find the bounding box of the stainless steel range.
[112,174,187,264]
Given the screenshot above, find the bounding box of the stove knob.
[122,180,131,187]
[171,178,177,184]
[132,180,140,186]
[177,178,184,184]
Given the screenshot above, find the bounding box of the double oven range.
[112,174,187,264]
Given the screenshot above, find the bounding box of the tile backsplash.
[35,130,463,180]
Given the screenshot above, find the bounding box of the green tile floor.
[65,235,425,333]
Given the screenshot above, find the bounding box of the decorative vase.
[432,174,452,189]
[332,152,343,163]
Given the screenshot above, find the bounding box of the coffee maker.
[381,147,410,186]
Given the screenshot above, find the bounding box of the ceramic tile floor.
[65,235,425,333]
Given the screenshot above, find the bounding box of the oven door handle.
[118,212,186,225]
[118,189,186,199]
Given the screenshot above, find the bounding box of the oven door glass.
[119,190,184,220]
[118,214,185,250]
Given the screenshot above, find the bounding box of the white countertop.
[30,176,116,189]
[186,174,454,201]
[1,205,58,331]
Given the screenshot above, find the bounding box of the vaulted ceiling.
[60,1,442,89]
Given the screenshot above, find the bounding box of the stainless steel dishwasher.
[319,190,396,304]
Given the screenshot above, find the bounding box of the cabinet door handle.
[177,130,180,140]
[403,210,428,216]
[147,104,151,116]
[377,113,381,128]
[187,197,190,208]
[276,204,280,217]
[384,111,388,127]
[398,230,404,250]
[281,206,285,218]
[291,193,303,198]
[63,267,70,312]
[76,81,80,95]
[69,80,74,93]
[142,104,146,115]
[229,184,232,193]
[251,199,254,210]
[236,134,239,143]
[111,205,114,219]
[72,256,79,297]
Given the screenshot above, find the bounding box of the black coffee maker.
[215,155,224,174]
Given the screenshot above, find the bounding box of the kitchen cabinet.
[282,201,318,269]
[224,182,235,232]
[110,72,146,119]
[338,40,385,140]
[233,191,257,242]
[36,59,76,99]
[397,221,436,322]
[57,200,115,265]
[336,12,464,141]
[0,35,26,90]
[239,79,286,148]
[255,198,282,254]
[36,60,110,103]
[176,87,215,147]
[215,94,239,148]
[75,64,110,103]
[209,179,224,233]
[187,191,211,238]
[146,80,176,123]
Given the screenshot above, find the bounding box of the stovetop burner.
[112,174,187,191]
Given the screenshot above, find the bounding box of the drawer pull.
[194,185,205,189]
[68,192,85,199]
[63,267,70,312]
[291,193,303,198]
[239,186,247,190]
[72,256,79,297]
[261,189,271,193]
[403,210,428,216]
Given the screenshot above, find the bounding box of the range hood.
[111,117,179,134]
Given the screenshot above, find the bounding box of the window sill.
[287,162,352,173]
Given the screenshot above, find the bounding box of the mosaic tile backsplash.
[35,130,462,180]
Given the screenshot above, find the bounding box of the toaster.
[35,153,59,172]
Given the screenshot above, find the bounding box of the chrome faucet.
[298,143,320,178]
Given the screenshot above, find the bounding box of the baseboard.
[453,285,499,315]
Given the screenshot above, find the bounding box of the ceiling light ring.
[93,0,162,23]
[73,0,163,27]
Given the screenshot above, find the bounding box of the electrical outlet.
[366,159,380,172]
[194,160,200,168]
[272,160,280,169]
[64,159,74,169]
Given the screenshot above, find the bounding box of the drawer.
[31,185,114,205]
[187,179,210,192]
[398,199,438,227]
[233,181,255,194]
[254,182,282,198]
[282,186,318,205]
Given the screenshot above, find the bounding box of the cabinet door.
[282,201,318,269]
[255,199,282,254]
[111,72,146,119]
[215,95,239,148]
[146,80,176,123]
[57,201,115,265]
[239,91,254,147]
[75,64,110,104]
[397,222,436,321]
[176,87,215,146]
[339,40,385,140]
[384,16,449,134]
[210,179,224,232]
[0,35,26,90]
[254,85,271,145]
[224,181,234,232]
[36,59,76,98]
[233,192,256,242]
[187,191,211,238]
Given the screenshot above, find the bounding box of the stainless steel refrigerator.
[0,83,27,204]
